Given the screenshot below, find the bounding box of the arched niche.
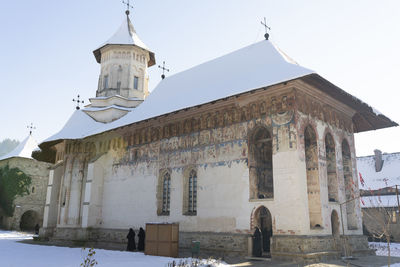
[304,125,322,228]
[325,133,338,202]
[342,139,357,230]
[249,127,273,200]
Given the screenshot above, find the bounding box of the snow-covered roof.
[93,15,155,66]
[361,195,399,208]
[83,105,134,112]
[43,40,314,143]
[358,152,400,191]
[41,39,397,147]
[0,135,40,161]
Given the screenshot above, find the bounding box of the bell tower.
[93,10,155,100]
[83,8,156,123]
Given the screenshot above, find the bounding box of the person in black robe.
[137,227,145,251]
[126,228,136,251]
[34,224,40,235]
[253,227,262,257]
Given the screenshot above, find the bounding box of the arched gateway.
[20,210,39,231]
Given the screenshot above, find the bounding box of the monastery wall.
[0,157,51,230]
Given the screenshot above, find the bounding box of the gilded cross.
[72,94,84,110]
[158,61,170,80]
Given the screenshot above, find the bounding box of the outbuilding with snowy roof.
[357,150,400,242]
[0,135,52,231]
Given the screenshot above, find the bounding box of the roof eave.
[300,73,398,133]
[93,44,156,66]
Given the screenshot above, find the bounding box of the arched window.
[188,170,197,214]
[342,139,357,229]
[249,127,273,199]
[162,172,171,214]
[304,125,322,228]
[325,133,338,202]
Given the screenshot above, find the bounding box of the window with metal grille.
[162,172,171,214]
[188,170,197,214]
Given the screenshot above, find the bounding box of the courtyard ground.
[0,230,227,267]
[2,230,400,267]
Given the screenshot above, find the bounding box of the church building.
[37,9,397,260]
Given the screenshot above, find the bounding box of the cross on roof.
[261,17,271,40]
[72,94,84,110]
[122,0,134,15]
[27,123,36,135]
[158,61,170,80]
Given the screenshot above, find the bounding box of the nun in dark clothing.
[253,227,262,257]
[138,227,145,251]
[127,228,136,251]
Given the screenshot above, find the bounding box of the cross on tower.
[261,17,271,40]
[158,61,170,80]
[72,94,84,110]
[27,123,36,135]
[122,0,134,15]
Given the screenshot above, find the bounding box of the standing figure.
[138,227,146,251]
[126,228,136,251]
[34,224,40,235]
[253,227,262,257]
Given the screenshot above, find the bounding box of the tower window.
[117,81,121,89]
[134,76,139,90]
[103,75,109,89]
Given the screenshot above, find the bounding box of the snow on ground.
[369,242,400,267]
[0,231,228,267]
[370,242,400,257]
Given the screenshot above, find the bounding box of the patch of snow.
[372,107,383,116]
[358,152,400,190]
[95,15,149,52]
[0,135,39,161]
[370,242,400,257]
[361,195,400,208]
[0,230,228,267]
[83,105,134,112]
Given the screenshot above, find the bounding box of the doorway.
[253,206,273,255]
[19,210,39,231]
[331,210,340,237]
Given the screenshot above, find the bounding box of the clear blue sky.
[0,0,399,156]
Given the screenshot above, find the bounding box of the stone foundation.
[42,227,372,261]
[271,235,372,262]
[43,227,250,255]
[179,232,250,256]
